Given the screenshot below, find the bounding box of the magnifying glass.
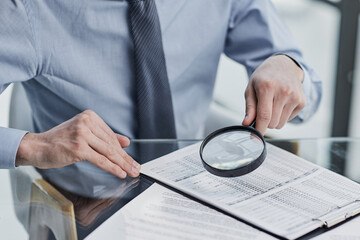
[199,121,267,177]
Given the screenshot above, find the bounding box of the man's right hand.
[15,110,140,178]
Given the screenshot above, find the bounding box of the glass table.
[1,137,360,240]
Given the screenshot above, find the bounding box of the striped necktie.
[127,0,177,139]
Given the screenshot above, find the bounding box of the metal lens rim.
[199,125,267,178]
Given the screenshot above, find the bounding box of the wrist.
[15,133,41,167]
[277,54,304,83]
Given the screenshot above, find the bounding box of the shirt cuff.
[276,53,319,123]
[295,67,312,122]
[0,127,28,169]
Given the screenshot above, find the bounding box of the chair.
[9,83,33,131]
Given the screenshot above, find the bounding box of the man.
[0,0,322,178]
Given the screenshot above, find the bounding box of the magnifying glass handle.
[250,120,256,128]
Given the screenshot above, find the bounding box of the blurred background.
[0,0,357,139]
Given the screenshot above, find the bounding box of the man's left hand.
[242,55,306,135]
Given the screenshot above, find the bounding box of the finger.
[288,104,304,122]
[268,97,287,129]
[87,124,139,168]
[288,96,306,121]
[82,110,120,147]
[276,104,297,129]
[255,87,274,135]
[116,134,130,148]
[87,134,140,177]
[87,111,119,142]
[81,112,136,160]
[242,85,257,126]
[120,148,141,171]
[85,119,139,168]
[83,146,128,179]
[88,121,114,145]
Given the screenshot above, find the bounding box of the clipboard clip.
[312,199,360,228]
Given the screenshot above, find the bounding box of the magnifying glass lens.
[202,131,264,171]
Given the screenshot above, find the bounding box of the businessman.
[0,0,322,178]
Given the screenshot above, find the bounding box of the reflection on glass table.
[2,138,360,240]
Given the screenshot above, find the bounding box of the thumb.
[242,85,257,126]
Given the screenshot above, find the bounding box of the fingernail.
[132,166,140,175]
[133,161,141,169]
[242,115,248,124]
[120,171,127,178]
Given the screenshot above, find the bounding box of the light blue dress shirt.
[0,0,322,169]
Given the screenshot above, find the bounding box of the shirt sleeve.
[224,0,322,123]
[0,0,37,168]
[0,127,28,169]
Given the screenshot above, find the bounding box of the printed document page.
[141,142,360,239]
[86,183,277,240]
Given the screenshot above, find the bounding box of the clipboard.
[313,199,360,228]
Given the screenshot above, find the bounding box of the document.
[85,183,276,240]
[312,215,360,239]
[141,142,360,240]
